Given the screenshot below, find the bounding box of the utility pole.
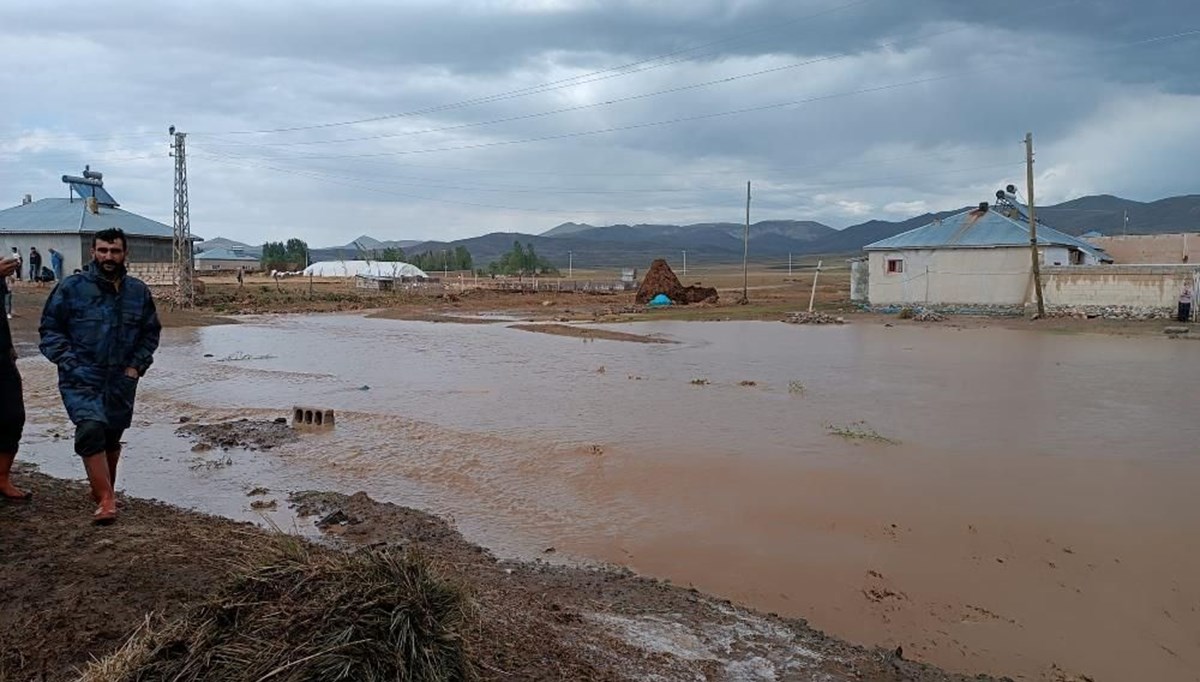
[681,250,687,279]
[1025,132,1045,318]
[170,125,194,307]
[788,252,793,277]
[741,181,750,303]
[1123,210,1129,236]
[568,251,573,279]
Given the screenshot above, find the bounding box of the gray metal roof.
[0,198,190,240]
[864,205,1111,261]
[195,247,258,261]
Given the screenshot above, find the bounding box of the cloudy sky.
[1,0,1197,246]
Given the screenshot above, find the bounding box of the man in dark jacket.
[0,253,29,501]
[40,228,161,523]
[28,247,42,283]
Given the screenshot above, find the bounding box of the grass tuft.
[78,539,475,682]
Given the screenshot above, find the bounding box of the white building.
[0,168,194,284]
[862,202,1111,306]
[195,247,260,272]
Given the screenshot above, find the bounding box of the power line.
[193,0,881,137]
[193,147,1023,207]
[192,71,1029,161]
[198,0,1085,149]
[185,143,1002,178]
[0,0,874,146]
[0,149,166,161]
[185,26,1200,163]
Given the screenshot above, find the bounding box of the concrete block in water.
[292,406,335,430]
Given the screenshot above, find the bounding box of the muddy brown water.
[15,315,1200,681]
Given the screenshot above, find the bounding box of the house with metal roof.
[0,167,192,282]
[195,246,260,272]
[860,201,1112,306]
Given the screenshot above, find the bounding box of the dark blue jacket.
[39,263,162,428]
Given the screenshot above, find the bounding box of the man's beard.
[99,260,122,277]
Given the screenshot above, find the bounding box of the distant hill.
[275,193,1200,270]
[1032,194,1200,235]
[309,237,424,263]
[801,209,966,256]
[405,220,836,270]
[541,222,595,237]
[542,219,834,245]
[804,194,1200,256]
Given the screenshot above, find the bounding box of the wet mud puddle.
[16,314,1200,681]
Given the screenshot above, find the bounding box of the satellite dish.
[169,125,176,136]
[1005,184,1017,194]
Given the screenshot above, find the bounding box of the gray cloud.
[1,0,1197,245]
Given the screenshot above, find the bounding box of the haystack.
[80,539,474,682]
[635,258,718,305]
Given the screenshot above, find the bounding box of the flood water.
[16,315,1200,681]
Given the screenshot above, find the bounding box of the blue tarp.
[648,294,673,306]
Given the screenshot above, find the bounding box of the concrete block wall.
[1087,233,1198,264]
[1040,265,1198,308]
[126,262,176,286]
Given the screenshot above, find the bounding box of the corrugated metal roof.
[864,205,1111,261]
[195,247,258,261]
[0,198,188,240]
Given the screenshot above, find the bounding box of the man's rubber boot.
[107,447,120,487]
[106,447,126,508]
[83,453,117,525]
[0,452,31,501]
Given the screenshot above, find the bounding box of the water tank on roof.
[62,175,102,187]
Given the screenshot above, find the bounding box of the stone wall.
[1040,265,1198,318]
[126,262,176,286]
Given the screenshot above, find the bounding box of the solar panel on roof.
[68,182,119,206]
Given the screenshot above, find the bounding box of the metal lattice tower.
[170,125,194,306]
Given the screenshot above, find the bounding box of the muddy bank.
[176,418,299,451]
[508,322,677,343]
[366,309,507,324]
[8,277,1185,344]
[0,469,1001,682]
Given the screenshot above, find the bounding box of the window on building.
[1070,250,1085,265]
[886,258,904,274]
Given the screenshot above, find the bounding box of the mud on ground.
[7,273,1187,341]
[175,418,299,451]
[508,323,677,344]
[1,470,1003,682]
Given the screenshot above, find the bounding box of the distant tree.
[407,247,474,274]
[285,238,309,267]
[261,239,309,271]
[453,245,473,271]
[487,241,558,276]
[380,247,407,261]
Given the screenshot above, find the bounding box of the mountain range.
[197,194,1200,269]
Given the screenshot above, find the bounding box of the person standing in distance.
[39,228,161,524]
[0,253,30,501]
[49,248,64,282]
[28,247,42,284]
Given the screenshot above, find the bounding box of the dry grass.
[826,421,899,445]
[79,537,475,682]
